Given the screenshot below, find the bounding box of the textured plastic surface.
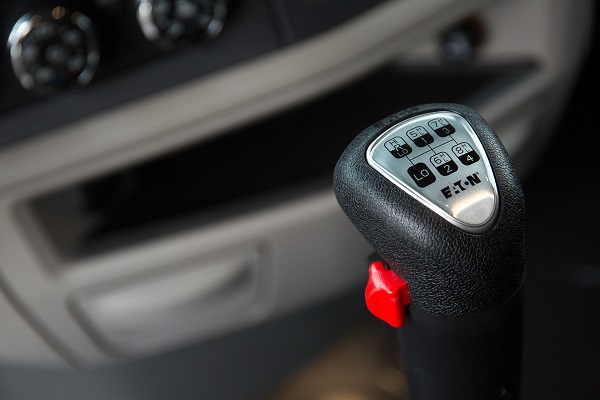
[333,103,525,316]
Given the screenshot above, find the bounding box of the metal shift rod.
[333,103,525,400]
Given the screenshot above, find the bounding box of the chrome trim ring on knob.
[7,7,100,92]
[136,0,227,45]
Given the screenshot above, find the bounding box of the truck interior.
[0,0,598,398]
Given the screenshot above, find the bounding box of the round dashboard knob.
[136,0,227,46]
[7,7,100,92]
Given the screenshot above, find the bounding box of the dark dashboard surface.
[0,0,386,146]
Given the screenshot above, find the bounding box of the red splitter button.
[365,261,411,328]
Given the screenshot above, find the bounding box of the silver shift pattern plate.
[366,111,499,234]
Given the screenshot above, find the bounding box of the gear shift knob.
[333,103,525,399]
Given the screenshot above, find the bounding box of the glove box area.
[69,245,269,358]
